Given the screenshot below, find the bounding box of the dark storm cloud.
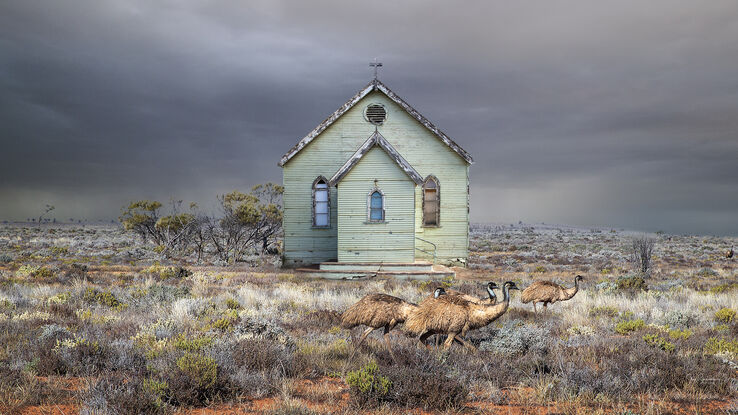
[1,0,737,234]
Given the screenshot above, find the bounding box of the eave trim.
[328,131,424,186]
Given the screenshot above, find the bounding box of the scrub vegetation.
[0,222,736,414]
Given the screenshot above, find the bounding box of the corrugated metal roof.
[329,130,424,186]
[278,79,474,167]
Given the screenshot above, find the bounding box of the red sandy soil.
[6,375,732,415]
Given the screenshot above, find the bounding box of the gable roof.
[278,79,474,167]
[329,130,424,186]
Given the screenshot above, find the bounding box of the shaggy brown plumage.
[340,293,417,359]
[419,287,447,305]
[405,281,518,351]
[520,275,583,314]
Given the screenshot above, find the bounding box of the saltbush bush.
[478,321,550,356]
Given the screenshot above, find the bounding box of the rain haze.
[2,0,737,235]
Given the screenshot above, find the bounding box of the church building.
[279,73,473,277]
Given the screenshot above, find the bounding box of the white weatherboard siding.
[337,147,415,262]
[282,88,469,266]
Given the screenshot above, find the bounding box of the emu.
[340,293,416,360]
[520,275,584,314]
[405,281,518,351]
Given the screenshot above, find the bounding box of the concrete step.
[376,270,455,280]
[295,265,454,281]
[319,261,434,272]
[295,268,375,280]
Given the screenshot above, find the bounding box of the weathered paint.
[281,85,470,266]
[336,146,415,262]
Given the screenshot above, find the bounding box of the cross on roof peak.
[369,58,383,80]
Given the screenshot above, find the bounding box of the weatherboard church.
[279,68,473,274]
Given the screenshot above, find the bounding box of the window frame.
[312,176,330,228]
[422,175,440,227]
[366,188,386,223]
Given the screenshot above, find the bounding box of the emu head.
[485,282,498,299]
[433,287,446,298]
[504,281,520,290]
[575,275,584,282]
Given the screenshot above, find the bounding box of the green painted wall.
[337,147,415,262]
[282,89,469,266]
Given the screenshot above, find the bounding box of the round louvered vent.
[365,104,386,125]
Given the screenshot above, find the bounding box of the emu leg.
[443,333,456,350]
[419,331,434,350]
[454,336,477,353]
[348,327,374,360]
[383,325,397,361]
[543,302,548,315]
[533,302,537,315]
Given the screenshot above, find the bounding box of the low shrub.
[710,282,738,294]
[715,308,736,323]
[616,275,647,291]
[83,288,126,310]
[81,373,165,414]
[614,319,645,335]
[172,334,213,352]
[643,334,675,352]
[61,263,88,280]
[209,317,235,332]
[704,337,738,355]
[697,267,718,278]
[225,298,241,310]
[588,305,619,318]
[659,310,697,329]
[233,338,293,373]
[0,367,56,409]
[165,352,234,406]
[478,321,550,356]
[382,364,468,411]
[57,336,111,375]
[668,328,693,340]
[294,338,349,377]
[143,265,192,280]
[346,361,391,407]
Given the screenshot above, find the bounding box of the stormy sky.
[1,1,737,235]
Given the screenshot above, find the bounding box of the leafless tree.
[631,235,655,276]
[38,204,55,227]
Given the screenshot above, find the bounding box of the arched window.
[368,189,385,222]
[423,176,440,226]
[313,177,329,228]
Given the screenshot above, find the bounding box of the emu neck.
[469,284,510,329]
[486,286,497,303]
[563,278,579,300]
